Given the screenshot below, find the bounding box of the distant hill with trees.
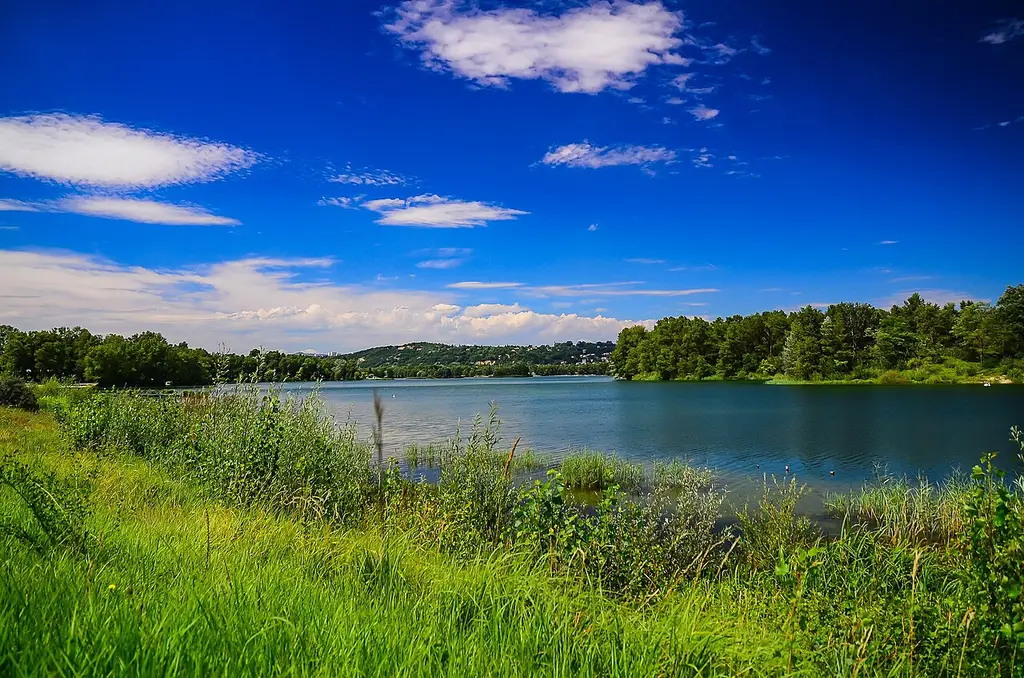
[0,326,612,388]
[610,285,1024,384]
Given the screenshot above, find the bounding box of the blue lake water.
[274,376,1024,494]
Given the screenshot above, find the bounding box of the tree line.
[610,285,1024,383]
[0,326,610,388]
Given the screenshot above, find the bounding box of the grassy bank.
[1,387,1023,675]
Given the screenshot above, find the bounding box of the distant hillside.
[338,341,614,369]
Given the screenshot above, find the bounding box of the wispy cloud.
[689,105,720,121]
[447,281,523,290]
[890,275,934,283]
[751,36,771,55]
[58,196,240,225]
[979,18,1024,45]
[335,193,527,228]
[318,196,362,209]
[384,0,688,93]
[531,283,718,297]
[541,142,676,169]
[624,258,665,264]
[879,240,899,245]
[328,164,407,186]
[416,258,465,269]
[588,223,599,231]
[0,198,41,212]
[669,264,717,272]
[0,226,19,231]
[0,113,258,188]
[0,195,239,225]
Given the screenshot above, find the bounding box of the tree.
[610,326,648,380]
[783,306,824,379]
[995,285,1024,358]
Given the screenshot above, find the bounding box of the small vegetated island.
[610,285,1024,384]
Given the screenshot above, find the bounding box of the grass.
[1,387,1022,676]
[558,449,645,492]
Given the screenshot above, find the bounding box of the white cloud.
[542,142,675,169]
[0,249,653,351]
[588,223,599,231]
[58,196,239,225]
[980,18,1024,45]
[0,113,258,188]
[689,105,719,121]
[665,97,685,105]
[624,258,665,264]
[0,195,239,225]
[0,198,41,212]
[363,194,527,228]
[461,302,527,317]
[531,283,717,297]
[385,0,689,93]
[416,258,465,269]
[448,281,523,289]
[879,240,898,245]
[751,36,771,55]
[329,165,407,186]
[318,196,362,209]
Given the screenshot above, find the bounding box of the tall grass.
[558,449,644,492]
[3,388,1023,675]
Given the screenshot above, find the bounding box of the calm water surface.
[276,376,1024,493]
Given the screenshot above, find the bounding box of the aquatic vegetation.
[558,449,644,492]
[3,387,1023,675]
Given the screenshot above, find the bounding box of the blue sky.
[0,0,1021,352]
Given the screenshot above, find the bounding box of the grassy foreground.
[1,387,1023,676]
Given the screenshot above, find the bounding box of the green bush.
[0,377,38,411]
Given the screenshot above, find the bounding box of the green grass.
[558,449,644,492]
[1,388,1022,676]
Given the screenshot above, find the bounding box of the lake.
[274,376,1024,494]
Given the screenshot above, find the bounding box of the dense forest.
[610,285,1024,383]
[0,326,611,388]
[339,341,613,379]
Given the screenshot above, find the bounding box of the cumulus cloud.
[689,105,719,120]
[384,0,688,93]
[541,142,675,169]
[461,302,528,317]
[980,18,1023,45]
[0,249,652,351]
[58,196,240,225]
[361,193,527,228]
[0,113,258,188]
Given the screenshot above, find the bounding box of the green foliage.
[0,455,91,554]
[962,436,1024,655]
[4,406,1024,674]
[612,286,1024,383]
[559,450,644,492]
[737,477,816,569]
[0,376,38,411]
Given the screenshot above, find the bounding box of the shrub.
[0,376,38,411]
